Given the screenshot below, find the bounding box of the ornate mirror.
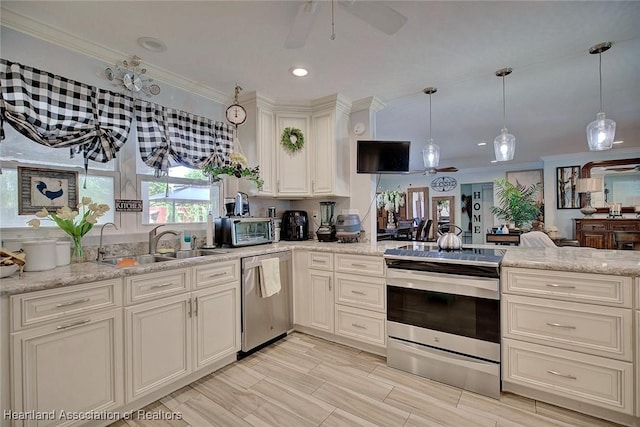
[432,196,455,237]
[581,158,640,213]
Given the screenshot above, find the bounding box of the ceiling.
[2,1,640,171]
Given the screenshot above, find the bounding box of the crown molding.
[351,96,386,113]
[0,7,229,104]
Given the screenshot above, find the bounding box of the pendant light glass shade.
[422,87,440,168]
[423,138,440,168]
[494,128,515,162]
[586,42,615,151]
[494,68,514,162]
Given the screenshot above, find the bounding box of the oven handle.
[386,268,499,299]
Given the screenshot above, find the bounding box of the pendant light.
[494,68,515,162]
[586,42,615,151]
[422,87,440,169]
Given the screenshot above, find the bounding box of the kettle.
[234,192,250,217]
[437,232,462,251]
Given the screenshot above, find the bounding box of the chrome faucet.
[149,225,179,254]
[97,222,118,262]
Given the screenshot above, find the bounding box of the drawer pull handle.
[546,284,576,289]
[206,271,227,278]
[315,259,326,263]
[56,298,90,308]
[351,290,366,295]
[351,263,368,268]
[194,297,199,316]
[329,278,332,291]
[150,282,173,290]
[351,323,367,329]
[547,370,577,380]
[546,322,576,329]
[56,319,91,330]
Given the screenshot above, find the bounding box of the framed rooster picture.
[18,167,78,214]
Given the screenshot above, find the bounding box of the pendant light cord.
[331,0,336,40]
[598,52,603,112]
[428,92,432,140]
[502,75,507,129]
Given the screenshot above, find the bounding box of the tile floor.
[110,332,623,427]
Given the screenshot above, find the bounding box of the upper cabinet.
[239,92,351,198]
[311,94,351,197]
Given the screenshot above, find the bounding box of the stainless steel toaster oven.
[215,217,273,247]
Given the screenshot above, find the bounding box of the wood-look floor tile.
[123,401,189,427]
[108,421,129,427]
[273,334,316,353]
[534,401,623,427]
[219,363,265,389]
[368,364,461,407]
[249,377,335,425]
[384,386,495,427]
[497,392,536,413]
[251,357,325,394]
[320,408,382,427]
[458,391,574,427]
[260,343,322,372]
[402,413,451,427]
[312,382,410,427]
[243,400,317,427]
[304,346,378,375]
[175,393,252,427]
[236,352,266,368]
[309,362,393,402]
[191,374,265,419]
[160,386,201,411]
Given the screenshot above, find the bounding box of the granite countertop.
[2,241,639,296]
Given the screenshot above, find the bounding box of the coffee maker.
[316,201,337,242]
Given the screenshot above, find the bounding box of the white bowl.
[0,264,19,278]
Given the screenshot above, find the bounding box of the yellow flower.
[230,152,248,167]
[85,214,97,224]
[97,204,110,214]
[82,196,92,206]
[27,218,40,229]
[35,208,49,218]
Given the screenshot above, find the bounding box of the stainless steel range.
[384,243,505,399]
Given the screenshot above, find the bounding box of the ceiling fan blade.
[285,1,320,49]
[339,1,407,36]
[605,166,637,172]
[436,166,459,173]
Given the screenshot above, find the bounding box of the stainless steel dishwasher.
[240,251,292,355]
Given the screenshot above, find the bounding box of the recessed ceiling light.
[290,67,308,77]
[613,140,624,144]
[490,160,498,163]
[477,141,487,146]
[138,37,167,52]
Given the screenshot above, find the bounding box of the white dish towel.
[259,258,281,298]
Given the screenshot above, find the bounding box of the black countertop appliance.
[282,210,309,241]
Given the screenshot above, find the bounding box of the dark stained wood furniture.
[574,218,640,249]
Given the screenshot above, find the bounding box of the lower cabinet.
[309,269,334,333]
[11,309,123,426]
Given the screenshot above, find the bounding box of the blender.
[316,201,337,242]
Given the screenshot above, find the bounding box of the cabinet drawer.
[192,260,240,289]
[334,304,386,346]
[503,295,632,360]
[503,268,632,307]
[11,279,122,331]
[125,268,190,305]
[576,221,607,231]
[334,272,385,312]
[309,251,333,270]
[334,254,384,276]
[503,339,633,415]
[609,221,639,231]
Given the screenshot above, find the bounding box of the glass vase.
[71,235,84,263]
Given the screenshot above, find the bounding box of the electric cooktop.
[383,244,505,266]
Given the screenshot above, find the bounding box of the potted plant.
[490,178,541,231]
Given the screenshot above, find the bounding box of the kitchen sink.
[100,254,175,267]
[167,248,230,259]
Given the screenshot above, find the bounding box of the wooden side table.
[486,233,520,245]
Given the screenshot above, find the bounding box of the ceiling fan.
[285,0,408,49]
[605,165,640,172]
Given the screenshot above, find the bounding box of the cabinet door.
[256,107,276,195]
[193,283,240,369]
[276,114,310,196]
[125,294,192,402]
[12,310,123,426]
[312,110,335,195]
[309,270,334,333]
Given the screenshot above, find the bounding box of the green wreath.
[281,127,305,153]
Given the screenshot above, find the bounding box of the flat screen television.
[356,140,411,174]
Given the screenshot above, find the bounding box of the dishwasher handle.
[242,251,291,270]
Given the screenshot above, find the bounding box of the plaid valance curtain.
[0,59,133,171]
[136,100,234,176]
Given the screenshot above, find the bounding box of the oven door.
[386,268,500,359]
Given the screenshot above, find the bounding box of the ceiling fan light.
[422,139,440,168]
[586,112,616,151]
[493,128,515,162]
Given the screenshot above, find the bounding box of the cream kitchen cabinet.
[276,112,311,197]
[307,252,334,333]
[124,262,240,402]
[9,279,124,427]
[636,278,639,417]
[310,94,351,197]
[502,267,635,424]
